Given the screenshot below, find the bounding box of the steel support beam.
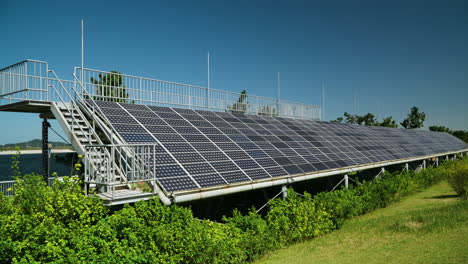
[344,174,349,189]
[41,118,50,184]
[405,163,409,172]
[281,185,288,200]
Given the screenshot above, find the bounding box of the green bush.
[446,159,468,199]
[0,158,466,263]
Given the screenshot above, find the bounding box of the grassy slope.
[256,181,468,264]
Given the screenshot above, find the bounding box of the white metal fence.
[0,60,321,120]
[0,177,63,197]
[84,144,158,197]
[0,60,49,105]
[74,67,321,120]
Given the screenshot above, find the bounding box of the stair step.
[79,138,98,143]
[65,118,86,124]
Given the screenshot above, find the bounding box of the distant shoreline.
[0,149,76,155]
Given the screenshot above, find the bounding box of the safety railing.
[0,60,321,120]
[74,67,322,120]
[84,144,158,198]
[0,177,64,196]
[0,60,49,105]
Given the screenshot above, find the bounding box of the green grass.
[256,181,468,264]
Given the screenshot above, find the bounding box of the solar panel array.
[86,100,468,193]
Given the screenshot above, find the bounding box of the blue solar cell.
[173,152,206,163]
[264,166,288,177]
[183,163,217,175]
[120,133,156,143]
[282,164,303,175]
[192,173,227,187]
[159,176,198,192]
[211,161,239,172]
[155,164,187,177]
[244,168,270,180]
[221,171,250,183]
[234,159,261,169]
[201,151,230,162]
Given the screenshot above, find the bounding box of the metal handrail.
[75,66,321,120]
[73,73,154,196]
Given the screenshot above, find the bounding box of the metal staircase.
[47,70,155,204]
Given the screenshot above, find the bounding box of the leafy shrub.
[0,158,465,263]
[446,158,468,199]
[266,190,334,244]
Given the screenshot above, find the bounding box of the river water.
[0,153,75,181]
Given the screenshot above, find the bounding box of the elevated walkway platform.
[0,100,51,113]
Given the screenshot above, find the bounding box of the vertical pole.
[435,157,439,167]
[405,163,409,172]
[277,72,280,116]
[42,118,50,184]
[207,52,210,89]
[81,19,84,86]
[281,185,287,200]
[207,52,210,109]
[422,160,426,169]
[322,82,325,121]
[344,174,349,189]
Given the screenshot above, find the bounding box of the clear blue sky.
[1,0,467,144]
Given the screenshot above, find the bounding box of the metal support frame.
[404,163,409,172]
[41,118,50,184]
[375,167,385,179]
[331,173,355,191]
[281,185,288,200]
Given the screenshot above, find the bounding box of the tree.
[379,116,398,128]
[357,113,378,126]
[332,113,397,128]
[430,125,468,143]
[429,125,451,133]
[227,90,248,114]
[90,71,130,103]
[400,106,426,129]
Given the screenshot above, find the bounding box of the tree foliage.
[400,106,426,129]
[90,71,131,103]
[332,112,398,128]
[227,90,248,114]
[429,125,468,143]
[0,158,465,263]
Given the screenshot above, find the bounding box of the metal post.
[81,19,84,85]
[281,185,288,200]
[322,82,325,121]
[277,72,280,116]
[405,163,409,172]
[41,118,50,184]
[435,157,439,167]
[422,160,426,169]
[207,52,210,89]
[344,174,349,189]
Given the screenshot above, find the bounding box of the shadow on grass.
[427,194,459,199]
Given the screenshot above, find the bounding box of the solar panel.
[86,100,468,194]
